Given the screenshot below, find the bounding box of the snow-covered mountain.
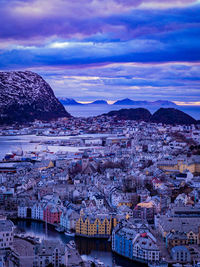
[0,71,70,124]
[58,98,82,105]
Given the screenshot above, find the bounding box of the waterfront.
[64,104,200,120]
[0,134,110,160]
[13,219,146,267]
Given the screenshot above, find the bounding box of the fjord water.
[64,104,200,120]
[14,219,146,267]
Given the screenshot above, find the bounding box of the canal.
[12,219,147,267]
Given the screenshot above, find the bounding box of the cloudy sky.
[0,0,200,104]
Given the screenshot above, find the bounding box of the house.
[0,217,14,250]
[134,201,155,222]
[170,246,191,263]
[76,214,117,238]
[60,209,79,231]
[166,231,188,248]
[34,240,68,267]
[112,219,160,263]
[91,194,104,207]
[43,204,62,224]
[31,203,44,221]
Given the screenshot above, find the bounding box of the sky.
[0,0,200,104]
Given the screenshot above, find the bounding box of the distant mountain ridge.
[89,100,108,105]
[60,97,176,106]
[113,98,176,106]
[58,98,83,105]
[103,107,196,125]
[105,108,152,122]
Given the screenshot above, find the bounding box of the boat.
[64,230,75,237]
[55,226,64,233]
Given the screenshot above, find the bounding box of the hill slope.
[0,71,70,124]
[151,108,196,125]
[104,108,152,121]
[102,107,196,125]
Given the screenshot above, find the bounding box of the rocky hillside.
[104,108,152,122]
[0,71,70,124]
[103,107,196,125]
[151,108,196,125]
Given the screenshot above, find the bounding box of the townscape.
[0,115,200,267]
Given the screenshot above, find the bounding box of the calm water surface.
[13,219,146,267]
[0,134,110,160]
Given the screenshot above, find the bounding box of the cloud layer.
[0,0,200,102]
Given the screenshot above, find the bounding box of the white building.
[91,194,104,207]
[31,203,44,221]
[132,232,160,262]
[60,209,79,231]
[18,205,27,218]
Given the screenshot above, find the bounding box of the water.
[0,134,109,160]
[13,219,146,267]
[65,104,200,120]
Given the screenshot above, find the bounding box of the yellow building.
[157,157,200,174]
[76,215,118,238]
[118,201,132,207]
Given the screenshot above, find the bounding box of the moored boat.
[64,230,75,237]
[55,226,64,233]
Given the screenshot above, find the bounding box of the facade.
[157,156,200,174]
[0,218,14,250]
[43,205,62,224]
[17,205,27,218]
[134,202,155,222]
[76,215,117,238]
[31,203,44,221]
[18,204,32,219]
[34,240,67,267]
[170,246,191,263]
[156,215,200,244]
[112,219,160,263]
[60,209,79,231]
[91,194,104,207]
[166,232,188,248]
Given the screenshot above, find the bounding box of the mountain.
[151,108,196,125]
[102,107,196,125]
[0,71,70,124]
[59,98,82,105]
[113,98,139,105]
[89,100,108,105]
[150,100,176,106]
[104,108,152,121]
[113,98,176,106]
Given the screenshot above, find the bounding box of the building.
[91,194,104,207]
[134,201,155,222]
[157,156,200,174]
[0,217,14,250]
[34,240,67,267]
[31,203,44,221]
[112,219,160,263]
[43,204,62,224]
[156,215,200,244]
[166,232,188,248]
[170,246,191,263]
[76,215,117,238]
[60,209,79,231]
